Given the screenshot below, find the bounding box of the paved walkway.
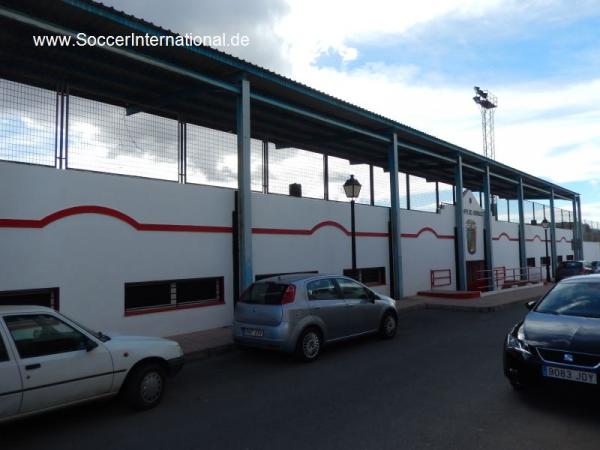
[168,282,553,361]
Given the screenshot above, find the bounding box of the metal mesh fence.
[68,96,178,180]
[438,182,454,206]
[1,77,595,231]
[398,173,408,209]
[372,166,391,207]
[585,220,600,230]
[0,79,56,166]
[496,198,509,221]
[187,124,237,188]
[523,201,535,224]
[327,156,370,204]
[186,124,263,190]
[409,175,437,212]
[268,147,324,199]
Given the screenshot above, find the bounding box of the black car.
[555,260,593,281]
[504,275,600,390]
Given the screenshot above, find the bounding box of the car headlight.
[506,334,533,359]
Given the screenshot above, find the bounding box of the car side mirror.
[84,339,98,352]
[369,291,380,302]
[525,301,536,310]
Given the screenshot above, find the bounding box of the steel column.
[549,189,558,279]
[350,200,357,277]
[483,165,494,290]
[323,155,329,200]
[369,164,375,206]
[388,133,404,299]
[577,195,584,259]
[572,196,579,259]
[262,140,269,194]
[517,178,527,276]
[405,173,411,210]
[237,77,253,292]
[455,155,467,291]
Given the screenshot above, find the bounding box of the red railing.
[475,266,543,291]
[430,269,452,289]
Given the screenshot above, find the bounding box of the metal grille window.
[0,79,56,166]
[68,96,178,180]
[327,156,370,204]
[125,277,224,315]
[268,147,324,199]
[125,282,172,311]
[0,288,59,309]
[176,278,221,304]
[343,267,386,286]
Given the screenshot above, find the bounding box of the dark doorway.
[466,260,486,291]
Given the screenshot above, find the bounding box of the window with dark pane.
[176,278,222,304]
[125,282,171,310]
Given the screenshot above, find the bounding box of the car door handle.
[25,363,41,371]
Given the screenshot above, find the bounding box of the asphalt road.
[4,303,600,450]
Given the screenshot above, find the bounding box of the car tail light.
[281,285,296,304]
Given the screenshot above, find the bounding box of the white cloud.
[98,1,600,219]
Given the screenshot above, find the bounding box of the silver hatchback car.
[233,274,398,361]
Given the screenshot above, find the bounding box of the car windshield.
[559,261,581,269]
[240,282,288,305]
[56,311,111,342]
[535,282,600,318]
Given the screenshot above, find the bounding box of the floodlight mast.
[472,86,498,160]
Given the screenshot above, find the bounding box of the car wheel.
[296,328,322,362]
[508,374,531,392]
[379,312,397,339]
[125,362,166,410]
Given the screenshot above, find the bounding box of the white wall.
[584,241,600,261]
[0,162,235,337]
[400,206,456,294]
[1,161,591,336]
[251,193,391,295]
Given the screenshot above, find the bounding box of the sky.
[103,0,600,220]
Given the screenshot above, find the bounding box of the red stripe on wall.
[0,205,233,234]
[400,227,454,240]
[0,205,466,241]
[493,232,571,243]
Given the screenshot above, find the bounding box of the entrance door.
[466,260,486,291]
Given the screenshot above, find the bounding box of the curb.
[182,295,542,362]
[184,343,237,363]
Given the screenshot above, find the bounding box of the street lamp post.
[542,218,551,282]
[344,175,362,279]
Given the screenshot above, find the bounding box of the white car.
[0,305,184,423]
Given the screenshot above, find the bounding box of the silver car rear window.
[240,282,288,305]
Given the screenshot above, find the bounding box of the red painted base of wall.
[416,290,481,299]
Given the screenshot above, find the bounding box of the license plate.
[542,366,597,384]
[243,328,264,337]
